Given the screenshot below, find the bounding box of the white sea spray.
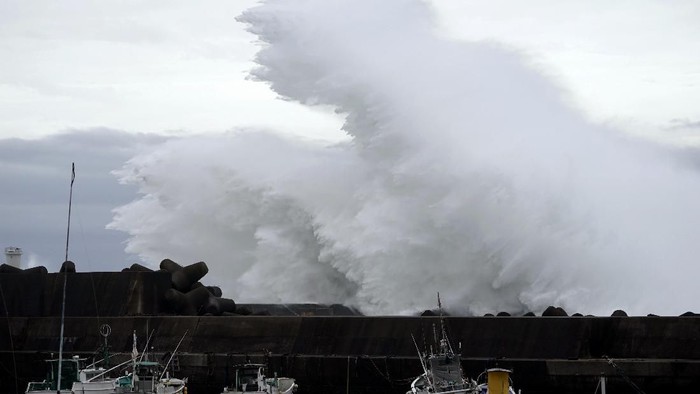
[109,0,700,316]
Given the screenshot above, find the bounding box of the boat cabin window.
[237,367,261,392]
[135,362,160,378]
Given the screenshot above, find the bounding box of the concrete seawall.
[2,315,699,393]
[4,315,700,359]
[1,270,699,393]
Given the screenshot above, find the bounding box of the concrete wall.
[0,271,171,316]
[2,315,699,359]
[1,270,699,393]
[1,315,699,393]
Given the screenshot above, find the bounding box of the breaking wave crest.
[109,0,700,316]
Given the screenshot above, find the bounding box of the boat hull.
[72,380,117,393]
[222,377,296,394]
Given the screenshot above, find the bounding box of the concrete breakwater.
[2,315,700,393]
[1,268,699,393]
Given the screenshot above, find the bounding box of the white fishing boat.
[71,324,127,393]
[407,328,477,394]
[70,356,187,394]
[71,355,144,394]
[25,355,137,394]
[407,295,519,394]
[72,330,187,394]
[25,323,186,393]
[221,363,297,394]
[111,331,187,394]
[113,360,186,394]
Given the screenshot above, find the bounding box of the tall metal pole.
[64,162,74,263]
[601,376,607,394]
[346,356,350,394]
[57,162,75,393]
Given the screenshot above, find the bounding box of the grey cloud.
[667,118,700,130]
[672,146,700,172]
[0,128,170,272]
[0,1,172,45]
[0,0,254,47]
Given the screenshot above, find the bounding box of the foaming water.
[109,0,700,316]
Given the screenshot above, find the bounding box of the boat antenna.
[64,162,75,262]
[160,330,189,380]
[437,292,454,355]
[138,329,156,363]
[437,292,442,316]
[57,162,75,394]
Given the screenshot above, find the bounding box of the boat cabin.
[26,356,85,392]
[232,364,266,392]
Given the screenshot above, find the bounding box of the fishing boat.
[71,330,187,394]
[71,354,142,394]
[110,331,187,394]
[407,327,477,394]
[26,355,188,394]
[71,324,127,393]
[407,295,519,394]
[25,285,118,394]
[407,294,477,394]
[221,363,297,394]
[25,352,121,394]
[113,360,187,393]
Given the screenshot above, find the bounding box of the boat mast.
[56,162,75,393]
[437,292,453,355]
[159,330,189,380]
[411,334,429,376]
[131,330,138,390]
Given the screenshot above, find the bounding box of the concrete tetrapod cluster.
[0,264,49,275]
[0,260,76,274]
[126,259,237,316]
[420,304,699,317]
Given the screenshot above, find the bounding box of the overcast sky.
[2,0,699,142]
[1,0,700,273]
[0,130,167,271]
